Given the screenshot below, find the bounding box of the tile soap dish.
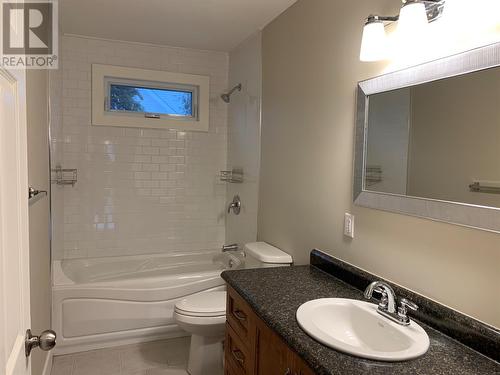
[219,168,243,183]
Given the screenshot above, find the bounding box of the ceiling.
[60,0,297,52]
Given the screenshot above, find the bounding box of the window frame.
[92,64,210,131]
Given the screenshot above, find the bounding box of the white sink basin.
[296,298,429,361]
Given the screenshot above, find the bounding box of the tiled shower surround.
[50,35,229,259]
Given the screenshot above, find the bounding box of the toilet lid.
[175,291,226,317]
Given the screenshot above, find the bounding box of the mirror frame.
[354,42,500,233]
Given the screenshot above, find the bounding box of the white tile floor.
[50,337,190,375]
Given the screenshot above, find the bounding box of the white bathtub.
[52,251,241,353]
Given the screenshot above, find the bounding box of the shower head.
[221,93,231,103]
[221,83,242,103]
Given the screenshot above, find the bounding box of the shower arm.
[221,83,242,102]
[226,84,242,96]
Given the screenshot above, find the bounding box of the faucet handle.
[228,195,241,214]
[398,298,418,323]
[400,298,418,311]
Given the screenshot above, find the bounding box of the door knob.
[25,329,56,357]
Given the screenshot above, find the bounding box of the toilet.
[174,242,293,375]
[174,291,227,375]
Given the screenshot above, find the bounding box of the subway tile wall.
[50,35,229,260]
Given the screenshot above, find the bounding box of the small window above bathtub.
[92,64,209,131]
[108,80,197,118]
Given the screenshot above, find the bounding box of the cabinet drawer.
[225,322,252,375]
[226,287,254,346]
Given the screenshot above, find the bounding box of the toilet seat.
[174,312,226,328]
[175,291,226,317]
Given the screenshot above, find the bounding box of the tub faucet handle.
[228,195,241,215]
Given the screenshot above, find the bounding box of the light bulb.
[360,21,387,62]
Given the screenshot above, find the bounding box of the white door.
[0,65,32,375]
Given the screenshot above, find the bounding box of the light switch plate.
[344,213,354,238]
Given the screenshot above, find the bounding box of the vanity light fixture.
[398,0,431,42]
[360,0,446,62]
[360,15,398,62]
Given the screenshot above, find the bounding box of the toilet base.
[187,333,224,375]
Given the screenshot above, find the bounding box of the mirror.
[365,68,500,208]
[354,43,500,233]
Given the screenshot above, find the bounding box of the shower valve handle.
[228,195,241,215]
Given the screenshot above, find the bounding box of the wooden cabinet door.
[255,320,293,375]
[294,356,316,375]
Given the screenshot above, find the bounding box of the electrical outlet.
[344,213,355,239]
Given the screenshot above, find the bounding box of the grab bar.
[469,181,500,194]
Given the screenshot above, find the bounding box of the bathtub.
[52,251,241,353]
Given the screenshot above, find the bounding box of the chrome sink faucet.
[364,281,418,326]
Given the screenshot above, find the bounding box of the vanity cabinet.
[225,286,315,375]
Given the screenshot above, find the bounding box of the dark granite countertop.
[221,266,500,375]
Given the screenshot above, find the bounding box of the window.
[92,64,209,131]
[107,80,196,118]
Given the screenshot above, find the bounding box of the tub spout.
[222,244,238,252]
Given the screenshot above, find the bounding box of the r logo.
[3,1,53,55]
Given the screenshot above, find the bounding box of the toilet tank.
[243,242,293,268]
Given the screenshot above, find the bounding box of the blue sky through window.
[110,84,193,116]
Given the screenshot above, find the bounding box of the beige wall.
[27,70,52,375]
[259,0,500,328]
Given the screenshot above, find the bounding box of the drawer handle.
[233,309,247,322]
[231,348,245,365]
